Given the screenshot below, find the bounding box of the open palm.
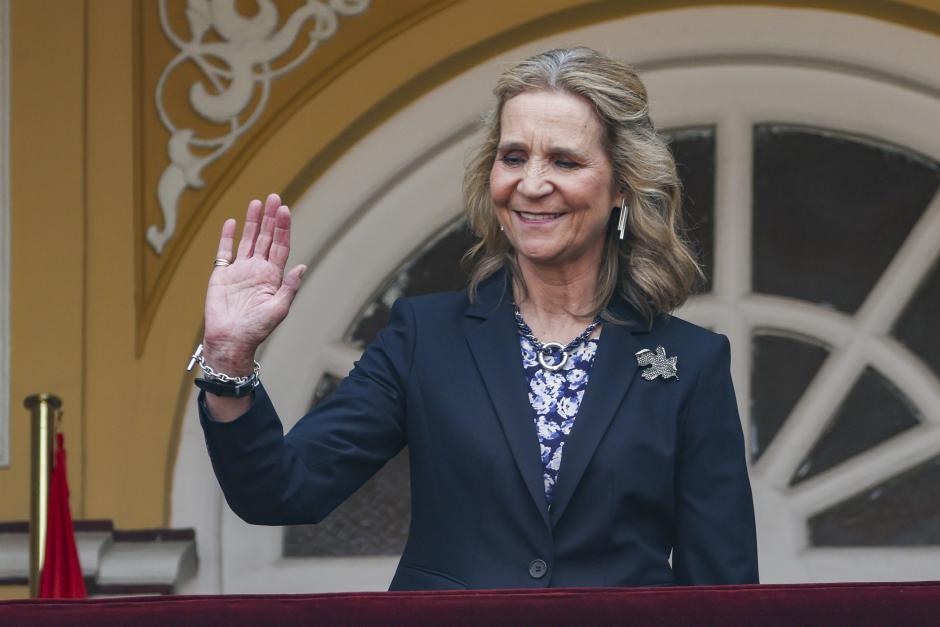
[203,193,306,371]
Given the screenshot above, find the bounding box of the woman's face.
[490,89,619,274]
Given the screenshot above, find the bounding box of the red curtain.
[38,433,87,598]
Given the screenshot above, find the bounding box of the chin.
[516,245,569,267]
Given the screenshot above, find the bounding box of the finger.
[268,205,292,272]
[236,199,263,259]
[274,263,307,312]
[252,193,280,260]
[216,218,236,263]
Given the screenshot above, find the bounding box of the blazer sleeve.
[672,334,759,584]
[199,298,414,525]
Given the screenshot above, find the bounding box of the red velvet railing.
[2,582,939,626]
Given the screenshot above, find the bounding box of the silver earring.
[500,224,505,232]
[617,199,629,240]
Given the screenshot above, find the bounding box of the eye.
[555,159,579,169]
[500,153,525,166]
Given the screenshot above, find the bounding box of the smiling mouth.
[514,210,563,223]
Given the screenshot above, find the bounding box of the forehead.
[498,90,605,151]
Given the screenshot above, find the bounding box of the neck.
[513,255,600,334]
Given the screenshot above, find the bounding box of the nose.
[517,161,552,198]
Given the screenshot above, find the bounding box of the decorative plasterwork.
[148,0,371,254]
[0,0,10,467]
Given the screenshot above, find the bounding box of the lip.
[512,210,566,225]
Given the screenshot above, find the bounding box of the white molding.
[0,0,10,468]
[0,532,25,579]
[712,112,754,454]
[97,541,197,586]
[0,529,196,588]
[171,6,940,590]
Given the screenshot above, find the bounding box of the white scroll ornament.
[148,0,371,254]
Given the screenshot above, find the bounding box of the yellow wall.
[8,0,87,523]
[4,0,940,535]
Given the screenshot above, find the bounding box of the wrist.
[200,339,256,376]
[188,342,261,399]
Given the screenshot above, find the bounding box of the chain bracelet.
[187,343,260,385]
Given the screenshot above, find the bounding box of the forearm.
[199,379,407,526]
[198,385,313,524]
[197,297,414,525]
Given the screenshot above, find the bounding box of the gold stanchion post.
[23,393,60,598]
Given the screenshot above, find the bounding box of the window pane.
[310,373,342,408]
[753,124,939,313]
[894,261,940,381]
[346,221,475,348]
[663,126,716,289]
[810,455,940,546]
[750,332,829,460]
[791,367,921,485]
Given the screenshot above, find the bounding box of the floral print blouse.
[518,332,600,508]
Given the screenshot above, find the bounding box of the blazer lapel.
[465,274,551,528]
[548,299,651,527]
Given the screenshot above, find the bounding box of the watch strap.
[194,377,258,398]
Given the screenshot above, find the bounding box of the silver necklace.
[513,306,602,371]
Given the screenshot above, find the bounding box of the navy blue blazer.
[200,272,758,590]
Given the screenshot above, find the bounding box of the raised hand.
[202,193,307,376]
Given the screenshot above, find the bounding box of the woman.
[192,47,758,589]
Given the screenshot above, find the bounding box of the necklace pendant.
[538,342,568,371]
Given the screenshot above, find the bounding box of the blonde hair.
[463,47,702,323]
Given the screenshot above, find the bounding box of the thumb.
[274,264,306,311]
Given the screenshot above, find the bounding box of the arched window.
[173,7,940,592]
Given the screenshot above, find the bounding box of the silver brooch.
[635,346,678,381]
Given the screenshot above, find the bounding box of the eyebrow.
[496,141,590,161]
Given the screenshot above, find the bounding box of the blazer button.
[528,559,548,579]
